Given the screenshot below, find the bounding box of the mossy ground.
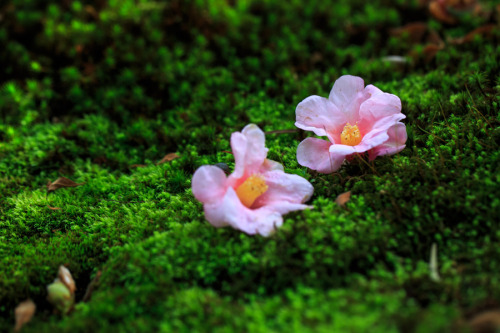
[1,0,500,332]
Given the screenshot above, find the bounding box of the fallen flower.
[192,124,314,236]
[295,75,407,173]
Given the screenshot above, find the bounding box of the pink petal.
[202,187,240,228]
[231,124,268,179]
[244,208,284,237]
[253,170,314,211]
[297,137,344,173]
[192,165,228,204]
[203,188,283,236]
[295,96,347,137]
[328,75,367,123]
[330,113,406,155]
[358,92,402,133]
[369,113,406,134]
[364,84,382,96]
[329,133,389,155]
[329,144,357,156]
[259,159,284,173]
[369,122,407,160]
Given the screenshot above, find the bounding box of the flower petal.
[203,187,283,236]
[253,170,314,211]
[260,158,284,172]
[297,137,344,173]
[369,113,406,134]
[192,165,228,204]
[358,92,402,133]
[328,75,367,123]
[330,113,406,155]
[295,95,346,137]
[245,208,283,237]
[364,84,382,96]
[368,122,407,160]
[231,124,268,179]
[329,144,357,156]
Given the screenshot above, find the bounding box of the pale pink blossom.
[295,75,407,173]
[192,124,314,236]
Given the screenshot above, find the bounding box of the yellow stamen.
[236,174,268,208]
[340,123,362,146]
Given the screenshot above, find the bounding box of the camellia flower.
[192,124,314,236]
[295,75,407,174]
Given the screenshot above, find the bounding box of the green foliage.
[1,0,499,332]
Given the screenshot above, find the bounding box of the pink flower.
[295,75,407,173]
[192,124,314,236]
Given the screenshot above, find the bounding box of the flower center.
[340,123,362,146]
[236,174,268,208]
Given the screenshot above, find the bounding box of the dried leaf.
[58,265,76,295]
[47,206,61,210]
[429,1,457,24]
[84,5,98,19]
[46,177,84,193]
[129,164,148,168]
[335,191,351,207]
[14,299,36,332]
[82,270,102,302]
[469,310,500,333]
[390,22,429,44]
[423,44,444,62]
[157,153,179,165]
[427,29,444,46]
[450,24,496,45]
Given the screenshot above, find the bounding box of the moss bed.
[1,0,500,332]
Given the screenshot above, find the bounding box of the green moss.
[1,0,499,331]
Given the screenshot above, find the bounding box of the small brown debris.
[82,270,102,302]
[429,1,457,24]
[390,22,429,44]
[469,310,500,333]
[46,177,84,193]
[450,24,497,45]
[58,265,76,295]
[423,44,444,63]
[335,191,351,207]
[84,5,98,19]
[129,164,148,168]
[156,153,179,165]
[47,206,62,210]
[14,299,36,332]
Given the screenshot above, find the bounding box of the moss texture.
[1,0,499,331]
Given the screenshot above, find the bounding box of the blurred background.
[1,1,500,332]
[1,0,498,172]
